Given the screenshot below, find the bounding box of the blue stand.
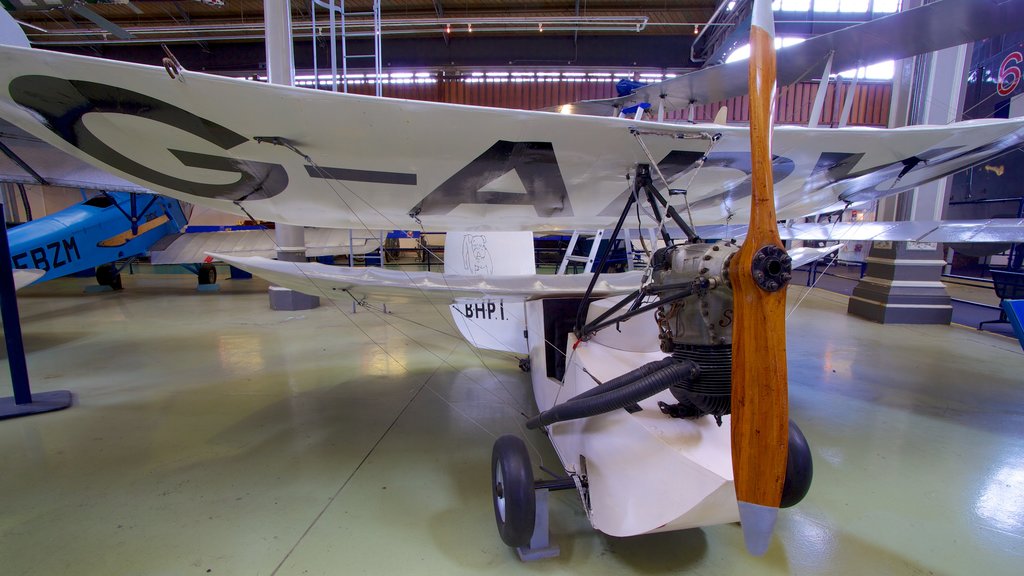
[1003,300,1024,352]
[0,201,72,420]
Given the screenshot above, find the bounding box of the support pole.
[329,0,338,91]
[0,201,72,419]
[265,0,319,311]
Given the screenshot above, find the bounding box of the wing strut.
[572,165,645,338]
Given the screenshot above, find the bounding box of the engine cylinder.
[670,344,732,419]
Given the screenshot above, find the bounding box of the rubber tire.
[781,419,813,508]
[95,264,123,291]
[198,263,217,285]
[491,435,536,548]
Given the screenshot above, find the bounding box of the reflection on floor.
[1,273,1021,575]
[793,264,1019,338]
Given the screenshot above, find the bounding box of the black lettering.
[719,309,733,328]
[500,300,505,320]
[48,241,64,268]
[8,76,288,202]
[63,237,80,261]
[30,247,49,271]
[464,304,473,318]
[12,253,28,269]
[474,303,486,318]
[411,141,573,217]
[487,302,496,319]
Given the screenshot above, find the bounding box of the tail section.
[0,9,30,48]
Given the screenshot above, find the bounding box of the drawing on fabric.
[463,235,493,275]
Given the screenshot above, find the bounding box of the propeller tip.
[738,501,779,556]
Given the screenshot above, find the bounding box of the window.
[725,37,807,63]
[839,0,869,12]
[781,0,811,10]
[83,195,116,208]
[873,0,900,13]
[834,59,895,80]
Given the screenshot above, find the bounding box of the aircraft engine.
[527,239,791,431]
[650,240,742,424]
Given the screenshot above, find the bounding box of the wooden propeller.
[729,0,791,556]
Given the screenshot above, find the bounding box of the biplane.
[1,0,1022,559]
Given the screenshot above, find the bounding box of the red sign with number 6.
[997,51,1022,97]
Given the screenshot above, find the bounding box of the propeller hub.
[750,245,792,293]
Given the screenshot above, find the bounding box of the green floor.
[1,274,1021,575]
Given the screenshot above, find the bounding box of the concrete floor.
[1,272,1021,575]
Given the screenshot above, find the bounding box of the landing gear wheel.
[491,435,536,548]
[95,264,123,291]
[198,263,217,285]
[781,419,813,508]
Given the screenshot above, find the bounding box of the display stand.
[0,202,72,420]
[1003,300,1024,352]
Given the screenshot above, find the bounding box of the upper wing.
[565,0,1024,116]
[1,40,1023,232]
[212,253,644,304]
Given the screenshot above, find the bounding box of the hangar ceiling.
[3,1,716,46]
[1,1,724,72]
[2,1,883,73]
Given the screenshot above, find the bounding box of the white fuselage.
[524,297,738,537]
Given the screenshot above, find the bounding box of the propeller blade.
[729,0,791,557]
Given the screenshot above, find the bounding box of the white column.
[908,43,971,222]
[264,0,306,264]
[264,0,319,309]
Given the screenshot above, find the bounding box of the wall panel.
[330,78,892,127]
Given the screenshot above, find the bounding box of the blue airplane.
[8,191,190,290]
